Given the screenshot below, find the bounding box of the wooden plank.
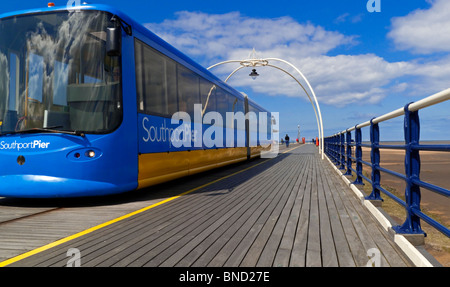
[256,155,308,267]
[18,166,264,268]
[316,157,339,267]
[114,185,261,266]
[114,159,286,267]
[239,156,298,267]
[324,166,369,266]
[321,164,356,267]
[290,155,313,267]
[272,155,309,267]
[187,159,290,267]
[160,161,288,267]
[208,158,294,267]
[334,177,409,267]
[4,144,417,267]
[306,154,322,267]
[20,180,229,266]
[146,160,292,267]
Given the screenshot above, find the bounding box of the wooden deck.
[3,144,413,267]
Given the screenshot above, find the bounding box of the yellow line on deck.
[0,145,301,267]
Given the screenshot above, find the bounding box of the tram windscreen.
[0,10,122,134]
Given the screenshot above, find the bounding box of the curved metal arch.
[223,64,321,155]
[265,64,321,155]
[265,58,324,159]
[207,57,324,159]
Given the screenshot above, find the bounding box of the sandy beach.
[358,143,450,266]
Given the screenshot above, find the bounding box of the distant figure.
[285,134,290,147]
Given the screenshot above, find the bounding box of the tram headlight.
[86,150,96,158]
[67,148,102,161]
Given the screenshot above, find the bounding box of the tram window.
[135,40,144,111]
[135,39,177,116]
[8,52,19,111]
[0,55,7,114]
[200,78,216,116]
[177,64,200,119]
[0,11,123,134]
[235,99,246,130]
[166,60,177,115]
[215,88,227,125]
[53,60,69,106]
[144,46,165,114]
[236,99,245,114]
[225,93,243,115]
[28,53,44,103]
[228,95,238,113]
[248,105,259,126]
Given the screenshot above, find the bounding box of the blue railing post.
[328,136,333,162]
[330,136,335,162]
[344,130,352,176]
[326,138,330,157]
[339,133,345,170]
[366,119,382,201]
[334,135,339,164]
[353,126,364,185]
[393,103,425,236]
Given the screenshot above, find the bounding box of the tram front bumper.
[0,175,133,198]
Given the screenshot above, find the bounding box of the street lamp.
[249,69,259,80]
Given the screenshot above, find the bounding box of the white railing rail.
[332,88,450,136]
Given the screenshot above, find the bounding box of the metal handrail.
[325,88,450,238]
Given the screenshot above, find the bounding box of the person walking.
[285,134,290,147]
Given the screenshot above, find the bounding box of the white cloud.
[265,55,412,106]
[388,0,450,54]
[386,0,450,99]
[334,13,363,24]
[401,55,450,97]
[144,10,449,108]
[146,11,356,62]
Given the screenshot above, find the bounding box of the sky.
[1,0,449,141]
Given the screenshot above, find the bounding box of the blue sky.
[1,0,449,141]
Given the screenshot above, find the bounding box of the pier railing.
[324,88,450,238]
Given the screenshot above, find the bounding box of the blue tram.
[0,4,273,197]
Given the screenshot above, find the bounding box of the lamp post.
[207,49,325,159]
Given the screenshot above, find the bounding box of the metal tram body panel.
[0,4,271,197]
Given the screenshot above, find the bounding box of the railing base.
[366,198,382,207]
[390,227,425,246]
[352,180,364,186]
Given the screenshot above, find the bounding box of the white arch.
[265,58,324,159]
[207,57,324,159]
